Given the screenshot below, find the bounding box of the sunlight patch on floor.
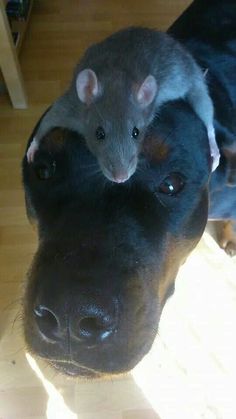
[26,352,77,419]
[132,232,236,419]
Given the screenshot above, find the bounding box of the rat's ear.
[76,69,100,104]
[136,75,157,108]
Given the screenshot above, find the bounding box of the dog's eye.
[96,126,105,140]
[158,173,185,196]
[132,127,139,139]
[35,161,56,180]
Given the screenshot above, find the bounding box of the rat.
[27,27,220,182]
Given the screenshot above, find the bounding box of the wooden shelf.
[0,0,33,108]
[10,0,34,53]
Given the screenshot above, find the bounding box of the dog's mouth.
[46,339,155,378]
[48,359,130,379]
[49,360,101,378]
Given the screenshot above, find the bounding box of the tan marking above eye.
[142,135,169,162]
[42,128,67,150]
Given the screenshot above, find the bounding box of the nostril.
[79,317,99,338]
[78,315,114,343]
[34,305,60,342]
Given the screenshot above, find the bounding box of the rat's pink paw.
[208,128,220,172]
[27,137,39,163]
[211,147,220,172]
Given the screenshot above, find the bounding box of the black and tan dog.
[22,0,236,377]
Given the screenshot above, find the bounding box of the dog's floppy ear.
[76,69,100,105]
[135,75,157,108]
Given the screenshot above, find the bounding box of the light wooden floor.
[2,1,236,419]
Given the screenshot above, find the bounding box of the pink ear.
[136,75,157,108]
[76,69,99,104]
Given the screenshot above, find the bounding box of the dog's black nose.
[34,300,117,346]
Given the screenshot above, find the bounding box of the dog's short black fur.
[22,0,236,377]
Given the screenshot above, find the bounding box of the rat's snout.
[112,169,130,183]
[33,294,118,347]
[102,152,138,183]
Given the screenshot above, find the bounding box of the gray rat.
[27,27,220,182]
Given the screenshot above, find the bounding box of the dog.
[22,0,236,378]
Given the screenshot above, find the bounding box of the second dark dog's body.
[22,0,236,377]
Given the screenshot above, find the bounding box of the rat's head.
[75,68,157,183]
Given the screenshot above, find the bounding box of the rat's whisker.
[83,169,102,179]
[79,162,99,170]
[157,196,167,209]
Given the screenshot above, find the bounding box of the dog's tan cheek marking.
[157,235,180,308]
[142,135,170,163]
[218,220,236,249]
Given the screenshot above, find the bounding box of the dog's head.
[22,101,211,377]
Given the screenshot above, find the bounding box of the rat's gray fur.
[28,27,217,181]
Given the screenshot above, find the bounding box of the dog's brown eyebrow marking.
[142,135,170,163]
[41,128,67,151]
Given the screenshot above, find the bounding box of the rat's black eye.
[96,126,105,140]
[158,173,185,196]
[132,127,139,139]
